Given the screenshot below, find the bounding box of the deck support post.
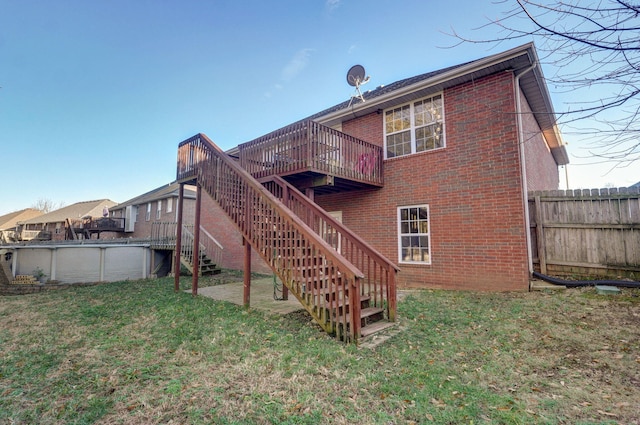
[243,238,251,308]
[282,277,289,300]
[174,184,184,292]
[349,277,362,343]
[191,184,202,296]
[388,271,397,322]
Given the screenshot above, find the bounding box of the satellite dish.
[347,65,366,87]
[346,64,370,106]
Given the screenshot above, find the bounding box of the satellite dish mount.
[347,65,370,106]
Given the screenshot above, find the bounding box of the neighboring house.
[630,181,640,189]
[110,182,223,277]
[109,182,197,239]
[18,200,118,241]
[193,42,569,292]
[0,208,43,243]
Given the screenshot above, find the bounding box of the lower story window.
[397,205,431,264]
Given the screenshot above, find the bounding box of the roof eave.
[316,43,539,126]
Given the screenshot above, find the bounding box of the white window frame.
[384,93,445,159]
[156,200,162,219]
[146,203,151,221]
[397,205,431,265]
[166,198,173,213]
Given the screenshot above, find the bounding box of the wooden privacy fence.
[529,187,640,278]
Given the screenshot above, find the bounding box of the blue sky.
[1,0,637,216]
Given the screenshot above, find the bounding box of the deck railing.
[177,133,367,342]
[20,229,51,241]
[238,120,383,186]
[261,175,398,321]
[72,217,126,233]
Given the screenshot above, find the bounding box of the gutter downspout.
[514,63,537,278]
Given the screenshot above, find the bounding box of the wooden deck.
[238,120,384,194]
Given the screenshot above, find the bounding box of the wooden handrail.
[150,222,224,275]
[177,133,366,341]
[261,175,398,321]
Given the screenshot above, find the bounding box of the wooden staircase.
[150,222,222,277]
[179,250,221,276]
[176,133,398,343]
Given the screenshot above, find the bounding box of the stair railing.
[198,226,224,269]
[260,175,398,321]
[150,222,223,275]
[177,133,366,342]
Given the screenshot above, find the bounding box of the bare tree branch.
[449,0,640,166]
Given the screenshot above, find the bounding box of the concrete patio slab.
[194,277,304,315]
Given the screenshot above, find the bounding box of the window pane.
[433,95,442,120]
[421,250,430,262]
[434,124,444,148]
[401,106,410,129]
[419,221,429,233]
[386,131,411,158]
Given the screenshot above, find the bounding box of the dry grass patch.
[1,277,639,424]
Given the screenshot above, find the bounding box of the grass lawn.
[1,273,639,424]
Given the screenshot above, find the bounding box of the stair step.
[360,320,396,338]
[361,306,384,320]
[328,294,371,315]
[360,307,384,328]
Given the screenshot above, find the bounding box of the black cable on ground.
[272,272,284,301]
[532,271,640,288]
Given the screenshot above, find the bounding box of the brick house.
[109,182,197,239]
[190,42,569,292]
[17,200,118,241]
[0,208,43,243]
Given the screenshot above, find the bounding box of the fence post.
[534,196,547,275]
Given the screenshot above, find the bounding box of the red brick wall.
[115,197,195,240]
[343,112,384,147]
[319,72,531,291]
[519,90,560,191]
[200,192,272,274]
[193,71,561,291]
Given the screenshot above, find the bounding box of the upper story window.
[384,93,444,159]
[146,203,151,221]
[166,198,173,213]
[156,200,162,219]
